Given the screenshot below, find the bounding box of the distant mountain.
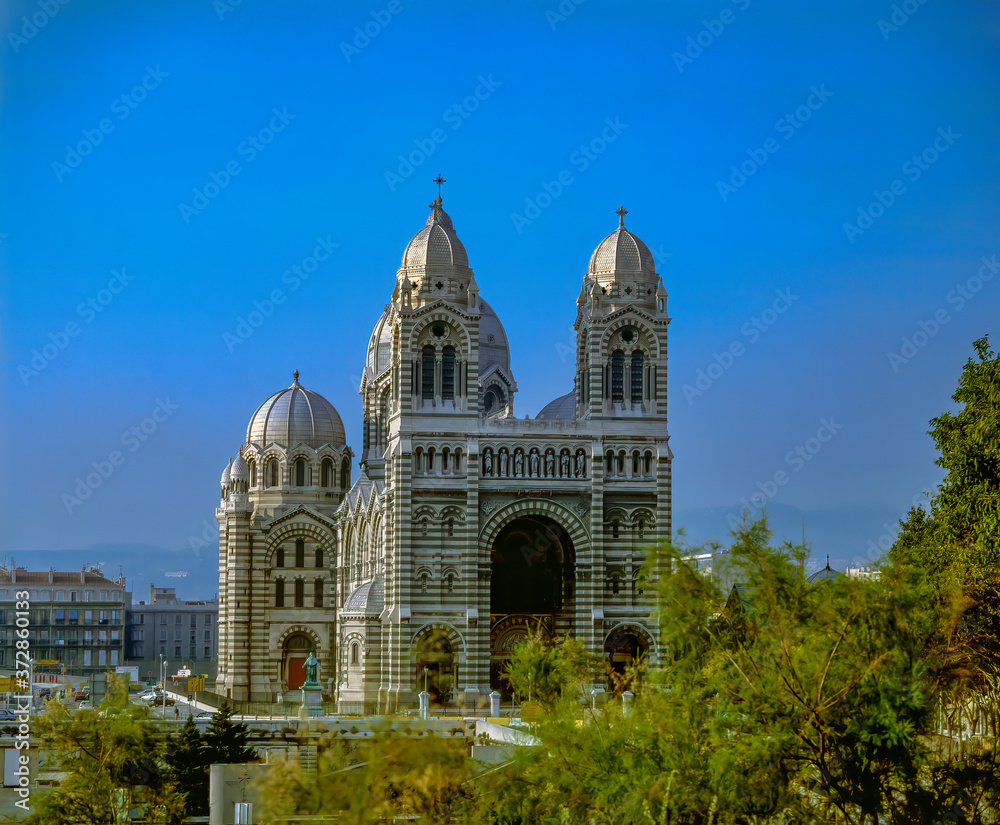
[10,502,907,599]
[673,502,909,575]
[7,544,220,603]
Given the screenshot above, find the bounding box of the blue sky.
[1,0,998,597]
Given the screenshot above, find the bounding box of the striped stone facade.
[215,198,671,711]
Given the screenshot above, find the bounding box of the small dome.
[247,370,346,450]
[537,391,575,420]
[808,557,841,583]
[341,576,385,617]
[479,299,511,373]
[220,460,232,486]
[399,199,471,272]
[366,311,393,377]
[588,208,656,277]
[231,454,249,480]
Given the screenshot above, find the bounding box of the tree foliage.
[892,335,1000,587]
[22,675,185,825]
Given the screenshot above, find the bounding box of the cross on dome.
[433,174,446,199]
[615,205,628,227]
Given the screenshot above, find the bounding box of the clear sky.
[1,0,998,597]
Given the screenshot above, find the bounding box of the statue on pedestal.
[304,651,319,686]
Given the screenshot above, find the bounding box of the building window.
[294,580,304,608]
[204,630,211,641]
[313,580,323,608]
[612,520,620,538]
[174,646,181,658]
[83,611,92,625]
[446,574,454,594]
[175,615,182,625]
[99,591,108,601]
[295,539,305,568]
[321,458,334,487]
[420,573,428,594]
[70,591,78,602]
[160,629,167,641]
[295,458,307,487]
[351,643,359,666]
[442,346,456,400]
[315,548,323,568]
[631,351,644,402]
[174,630,181,641]
[56,591,65,601]
[132,630,144,641]
[341,457,350,490]
[249,458,257,488]
[611,350,624,402]
[205,614,212,626]
[275,580,284,607]
[69,610,78,624]
[268,460,279,488]
[134,644,143,657]
[190,615,197,627]
[135,614,144,625]
[276,548,284,568]
[83,650,91,667]
[421,346,435,399]
[189,646,196,659]
[160,615,167,625]
[204,647,210,658]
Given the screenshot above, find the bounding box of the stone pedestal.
[299,685,324,718]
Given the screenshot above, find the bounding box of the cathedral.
[215,192,672,712]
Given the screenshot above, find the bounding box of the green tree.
[21,674,184,825]
[892,335,1000,586]
[468,517,1000,824]
[163,716,208,816]
[202,700,257,764]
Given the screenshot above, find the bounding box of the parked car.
[0,710,18,721]
[78,701,92,710]
[74,690,88,701]
[36,688,51,700]
[194,711,216,720]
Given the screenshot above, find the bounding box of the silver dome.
[220,460,232,485]
[588,210,656,276]
[341,576,385,617]
[399,199,471,272]
[246,371,346,449]
[537,391,576,420]
[479,299,511,373]
[231,453,249,480]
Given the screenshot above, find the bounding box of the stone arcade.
[215,196,672,712]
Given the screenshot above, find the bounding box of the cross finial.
[615,205,628,227]
[433,174,446,200]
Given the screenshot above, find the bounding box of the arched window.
[606,450,615,475]
[295,539,305,568]
[248,459,256,488]
[340,457,350,489]
[446,573,455,594]
[447,518,454,537]
[275,579,284,607]
[275,548,284,568]
[421,346,435,399]
[351,643,359,666]
[315,548,323,568]
[612,520,620,539]
[420,573,428,594]
[631,351,644,402]
[313,579,323,607]
[442,346,456,400]
[294,579,304,608]
[268,459,279,488]
[295,458,307,487]
[483,386,503,416]
[611,350,624,402]
[321,458,334,487]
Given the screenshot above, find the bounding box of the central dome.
[246,371,346,449]
[399,198,471,272]
[589,223,656,276]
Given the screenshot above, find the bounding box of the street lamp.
[161,659,168,716]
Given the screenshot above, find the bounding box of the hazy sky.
[2,0,998,595]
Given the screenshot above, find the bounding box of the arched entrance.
[490,514,575,697]
[604,624,653,693]
[282,633,312,690]
[412,628,456,705]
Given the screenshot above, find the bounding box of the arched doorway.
[282,633,312,690]
[412,628,456,705]
[604,624,652,693]
[490,515,575,697]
